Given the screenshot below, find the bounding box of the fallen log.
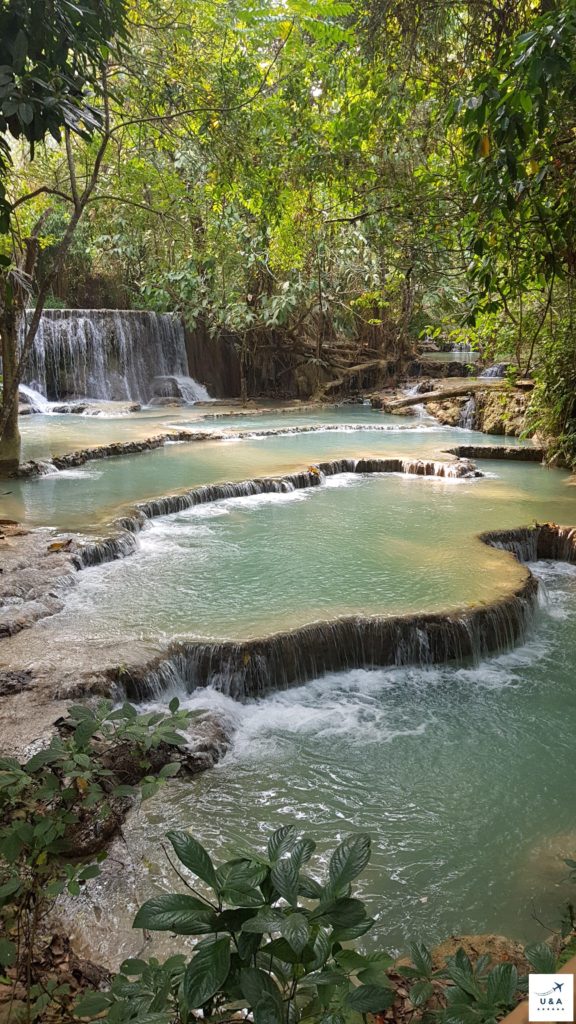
[384,378,508,410]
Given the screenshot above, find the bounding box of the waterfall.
[480,363,508,378]
[459,395,476,429]
[18,384,51,413]
[21,309,210,404]
[151,374,212,404]
[119,576,538,702]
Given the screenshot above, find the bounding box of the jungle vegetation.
[0,0,575,468]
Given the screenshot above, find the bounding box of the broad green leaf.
[0,938,16,966]
[409,940,434,979]
[410,979,435,1007]
[271,856,299,907]
[166,831,217,889]
[357,964,393,988]
[345,985,395,1013]
[486,963,518,1007]
[216,859,268,893]
[183,937,230,1009]
[281,912,310,954]
[268,824,296,862]
[240,968,284,1015]
[524,942,557,974]
[298,874,323,899]
[73,992,113,1016]
[328,834,371,890]
[133,894,216,934]
[241,908,285,933]
[316,897,367,928]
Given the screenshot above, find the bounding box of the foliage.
[65,825,566,1024]
[0,698,191,1020]
[0,0,127,231]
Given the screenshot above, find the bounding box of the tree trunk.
[0,309,21,475]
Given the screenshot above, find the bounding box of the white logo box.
[529,974,574,1022]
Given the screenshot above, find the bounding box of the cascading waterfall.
[21,309,210,404]
[18,383,51,413]
[120,575,538,701]
[459,395,476,429]
[114,523,576,701]
[480,363,508,378]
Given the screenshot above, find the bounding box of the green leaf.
[0,938,16,967]
[409,941,434,979]
[298,874,324,899]
[345,985,395,1013]
[330,918,375,942]
[335,950,368,971]
[268,824,296,862]
[0,877,22,904]
[317,897,367,929]
[524,942,557,974]
[158,762,181,778]
[220,886,265,908]
[168,697,180,713]
[241,908,285,933]
[271,856,299,907]
[73,991,113,1016]
[120,958,148,975]
[328,834,371,890]
[240,968,284,1015]
[253,993,284,1024]
[216,859,268,893]
[183,937,230,1009]
[410,979,435,1007]
[166,831,217,889]
[133,894,216,934]
[357,964,393,988]
[281,912,310,954]
[486,963,518,1007]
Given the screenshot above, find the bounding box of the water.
[2,402,575,966]
[151,375,212,404]
[67,562,576,965]
[19,384,51,413]
[459,395,476,429]
[2,409,535,530]
[22,309,196,403]
[40,471,528,643]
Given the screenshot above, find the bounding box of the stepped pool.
[4,408,534,530]
[66,561,576,967]
[3,404,576,967]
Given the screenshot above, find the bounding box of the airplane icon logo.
[529,973,573,1020]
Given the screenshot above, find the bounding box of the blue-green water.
[5,405,576,968]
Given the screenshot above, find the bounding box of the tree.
[0,0,127,473]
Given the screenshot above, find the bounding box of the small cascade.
[483,524,576,565]
[19,384,52,414]
[480,363,508,378]
[151,374,212,404]
[121,575,537,702]
[459,395,476,429]
[73,532,138,569]
[21,309,211,404]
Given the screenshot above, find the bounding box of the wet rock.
[445,444,544,462]
[0,670,33,696]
